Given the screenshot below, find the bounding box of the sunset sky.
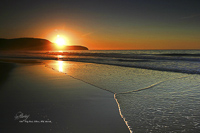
[0,0,200,50]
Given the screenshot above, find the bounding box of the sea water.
[1,50,200,132]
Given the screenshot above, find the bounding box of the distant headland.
[66,45,88,50]
[0,38,89,51]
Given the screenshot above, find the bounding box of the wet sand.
[0,62,15,87]
[0,60,129,133]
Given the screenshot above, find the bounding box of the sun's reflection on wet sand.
[58,60,63,72]
[44,60,74,75]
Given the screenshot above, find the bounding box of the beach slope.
[0,61,129,133]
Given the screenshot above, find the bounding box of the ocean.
[1,50,200,132]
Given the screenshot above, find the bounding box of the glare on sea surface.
[57,55,64,59]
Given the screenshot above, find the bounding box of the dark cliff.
[0,38,89,51]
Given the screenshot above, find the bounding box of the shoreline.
[44,60,132,132]
[0,59,129,133]
[114,93,132,133]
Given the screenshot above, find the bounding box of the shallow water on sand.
[0,63,129,133]
[47,60,200,132]
[1,50,200,132]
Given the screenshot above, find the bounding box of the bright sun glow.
[54,35,68,47]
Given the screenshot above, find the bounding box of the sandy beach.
[0,60,129,133]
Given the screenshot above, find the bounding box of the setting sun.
[54,35,68,48]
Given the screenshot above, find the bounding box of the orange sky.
[43,27,200,50]
[1,1,200,50]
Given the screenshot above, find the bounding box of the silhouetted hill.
[0,38,89,51]
[66,46,89,50]
[0,38,53,51]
